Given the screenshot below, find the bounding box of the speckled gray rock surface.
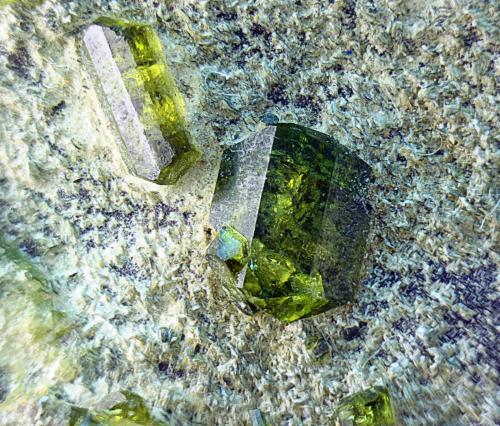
[0,0,498,425]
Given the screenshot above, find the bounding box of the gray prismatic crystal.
[209,126,276,242]
[83,25,174,181]
[209,126,275,287]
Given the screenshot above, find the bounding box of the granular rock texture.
[0,0,498,425]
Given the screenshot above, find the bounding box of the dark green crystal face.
[86,18,201,184]
[336,387,396,426]
[243,124,371,322]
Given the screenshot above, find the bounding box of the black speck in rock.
[267,83,289,105]
[338,85,353,99]
[396,154,407,164]
[0,368,8,403]
[158,362,170,373]
[216,11,237,21]
[343,326,361,341]
[50,100,66,116]
[7,44,33,79]
[251,23,272,42]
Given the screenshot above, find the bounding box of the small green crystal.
[84,18,201,184]
[69,391,166,426]
[336,387,396,426]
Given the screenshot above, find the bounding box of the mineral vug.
[209,124,371,323]
[83,18,200,184]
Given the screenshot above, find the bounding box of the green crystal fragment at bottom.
[69,391,166,426]
[243,239,329,322]
[336,387,396,426]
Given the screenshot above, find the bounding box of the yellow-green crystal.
[336,387,396,426]
[91,18,201,184]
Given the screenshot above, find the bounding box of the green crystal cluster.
[69,391,165,426]
[93,18,201,184]
[336,387,396,426]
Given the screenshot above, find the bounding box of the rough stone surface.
[0,0,498,425]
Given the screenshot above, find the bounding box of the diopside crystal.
[83,19,201,184]
[335,386,396,426]
[209,124,371,322]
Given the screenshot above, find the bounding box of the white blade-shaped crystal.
[209,126,276,242]
[209,126,275,288]
[83,25,173,181]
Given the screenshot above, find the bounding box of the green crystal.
[213,225,250,275]
[84,18,201,184]
[336,387,396,426]
[210,124,371,322]
[69,391,166,426]
[0,236,72,341]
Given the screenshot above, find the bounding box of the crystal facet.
[83,19,200,184]
[209,225,250,275]
[335,387,396,426]
[209,124,371,322]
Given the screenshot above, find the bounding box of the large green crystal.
[209,124,371,322]
[335,387,396,426]
[84,19,201,184]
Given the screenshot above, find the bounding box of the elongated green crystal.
[336,387,396,426]
[209,124,371,322]
[211,225,250,275]
[84,18,200,184]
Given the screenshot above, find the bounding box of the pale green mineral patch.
[336,387,396,426]
[0,236,77,418]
